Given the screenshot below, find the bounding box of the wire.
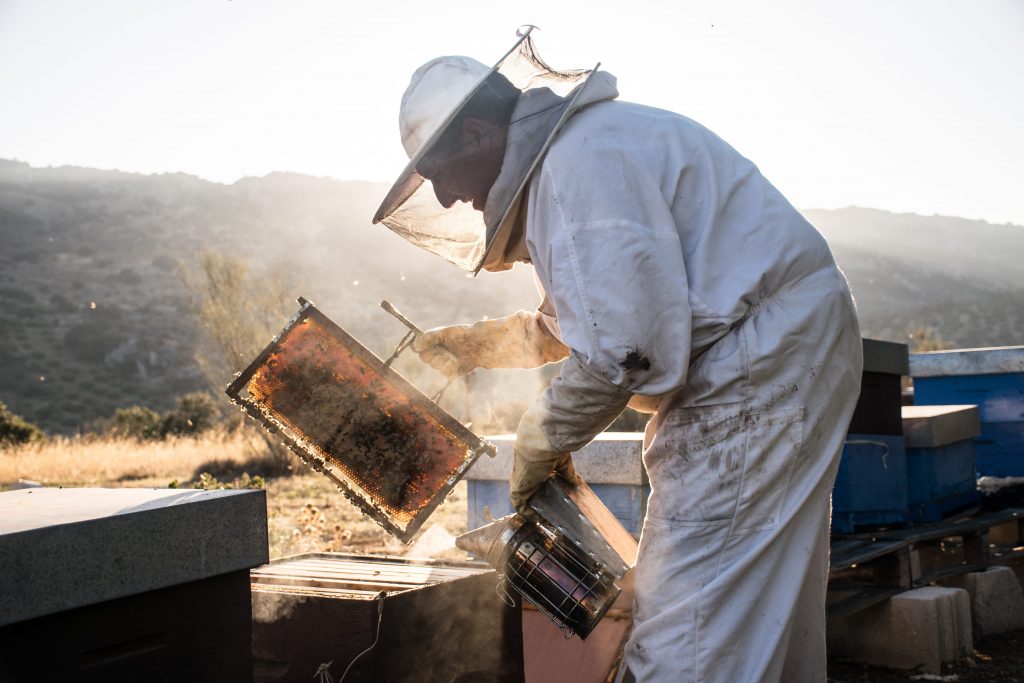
[844,439,892,469]
[338,591,386,683]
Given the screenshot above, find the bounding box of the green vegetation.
[0,402,46,445]
[102,392,220,441]
[189,471,265,490]
[157,392,220,437]
[2,160,1022,437]
[108,405,162,440]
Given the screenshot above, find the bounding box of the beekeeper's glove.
[411,310,568,379]
[509,353,632,518]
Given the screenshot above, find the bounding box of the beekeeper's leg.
[625,402,841,682]
[779,498,832,682]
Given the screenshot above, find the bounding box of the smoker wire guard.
[225,297,496,544]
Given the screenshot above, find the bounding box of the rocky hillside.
[1,159,1021,433]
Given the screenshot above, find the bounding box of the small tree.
[182,250,300,469]
[159,392,220,438]
[0,402,46,446]
[109,405,162,440]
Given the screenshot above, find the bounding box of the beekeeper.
[373,29,862,683]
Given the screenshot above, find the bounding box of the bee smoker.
[456,477,637,639]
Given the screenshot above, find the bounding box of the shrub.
[109,405,162,440]
[159,392,220,438]
[0,402,46,446]
[189,471,265,490]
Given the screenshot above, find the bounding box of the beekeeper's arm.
[510,160,694,516]
[411,309,568,378]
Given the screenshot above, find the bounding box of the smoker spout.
[456,516,515,558]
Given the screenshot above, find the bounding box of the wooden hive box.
[902,404,981,522]
[250,553,523,682]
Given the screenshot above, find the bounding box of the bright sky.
[1,0,1022,225]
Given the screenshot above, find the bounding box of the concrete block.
[0,487,268,626]
[828,586,972,674]
[902,405,981,448]
[946,566,1024,637]
[469,432,645,484]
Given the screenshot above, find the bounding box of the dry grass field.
[0,429,470,560]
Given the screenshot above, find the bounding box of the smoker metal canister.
[456,478,637,639]
[501,515,620,639]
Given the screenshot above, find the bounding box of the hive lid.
[902,404,981,448]
[910,345,1024,378]
[0,488,267,627]
[863,338,910,376]
[226,298,495,543]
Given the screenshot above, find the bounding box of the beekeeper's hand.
[509,353,632,518]
[510,410,582,520]
[410,326,471,379]
[411,311,568,379]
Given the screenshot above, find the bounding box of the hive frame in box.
[226,297,495,543]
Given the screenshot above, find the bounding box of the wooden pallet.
[827,508,1024,618]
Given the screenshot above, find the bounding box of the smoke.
[406,523,458,560]
[251,590,307,624]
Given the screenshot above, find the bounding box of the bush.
[187,471,265,490]
[159,392,219,438]
[0,402,46,446]
[109,405,162,440]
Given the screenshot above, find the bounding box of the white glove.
[410,310,568,379]
[510,353,631,515]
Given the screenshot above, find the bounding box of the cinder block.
[828,587,972,674]
[946,566,1024,637]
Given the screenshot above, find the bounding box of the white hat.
[399,55,490,158]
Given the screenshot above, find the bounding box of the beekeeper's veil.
[372,27,616,273]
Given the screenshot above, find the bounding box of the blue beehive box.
[911,346,1024,477]
[832,434,909,533]
[902,404,982,522]
[832,339,911,534]
[465,433,648,535]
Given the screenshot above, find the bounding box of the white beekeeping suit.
[523,96,862,681]
[375,30,863,682]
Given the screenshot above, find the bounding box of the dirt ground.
[828,627,1024,682]
[0,430,470,561]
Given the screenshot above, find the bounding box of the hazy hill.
[1,159,1021,433]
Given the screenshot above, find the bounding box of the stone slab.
[902,404,982,448]
[828,586,972,674]
[863,338,910,376]
[0,487,268,627]
[469,432,645,485]
[910,345,1024,378]
[946,566,1024,638]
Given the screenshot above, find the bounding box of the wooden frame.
[226,298,495,543]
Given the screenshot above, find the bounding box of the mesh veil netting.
[372,28,597,273]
